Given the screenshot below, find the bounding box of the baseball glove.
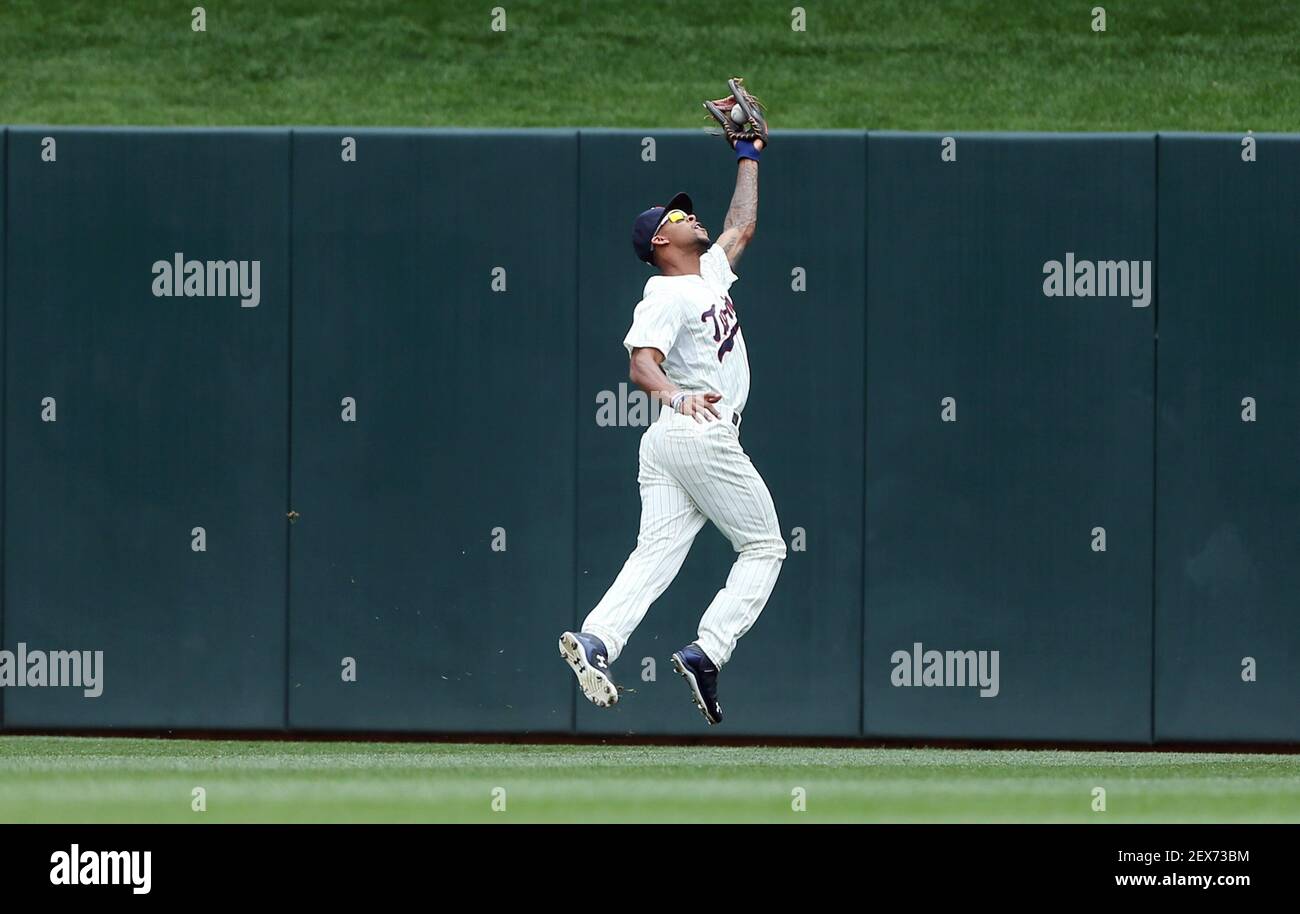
[703,77,769,148]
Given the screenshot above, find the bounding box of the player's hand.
[679,392,723,423]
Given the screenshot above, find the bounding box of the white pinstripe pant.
[582,407,786,668]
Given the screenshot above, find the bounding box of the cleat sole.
[559,632,619,709]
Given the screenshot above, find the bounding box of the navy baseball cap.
[631,191,693,264]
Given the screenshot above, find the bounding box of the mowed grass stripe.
[1,737,1297,823]
[2,0,1299,129]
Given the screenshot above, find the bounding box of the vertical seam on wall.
[1149,133,1160,746]
[859,131,869,739]
[570,130,581,735]
[283,129,294,732]
[1,127,8,730]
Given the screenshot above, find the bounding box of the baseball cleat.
[558,631,618,708]
[670,643,723,725]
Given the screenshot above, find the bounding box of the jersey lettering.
[700,294,740,362]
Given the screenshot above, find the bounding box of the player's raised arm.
[703,77,768,268]
[716,158,759,268]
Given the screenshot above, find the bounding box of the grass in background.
[1,0,1298,130]
[1,736,1298,823]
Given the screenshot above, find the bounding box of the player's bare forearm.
[717,159,758,268]
[629,347,679,408]
[629,347,722,421]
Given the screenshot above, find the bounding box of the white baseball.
[730,105,747,125]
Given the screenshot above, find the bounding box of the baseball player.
[560,80,785,725]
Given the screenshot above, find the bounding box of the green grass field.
[1,736,1297,823]
[3,0,1299,130]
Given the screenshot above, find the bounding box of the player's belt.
[717,404,742,430]
[658,402,742,428]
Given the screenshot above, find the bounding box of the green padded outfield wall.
[574,131,865,736]
[1155,135,1300,742]
[287,130,577,732]
[0,128,1295,742]
[865,134,1156,742]
[3,128,289,728]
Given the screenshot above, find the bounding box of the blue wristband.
[735,139,761,162]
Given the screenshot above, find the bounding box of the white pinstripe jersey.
[622,244,750,414]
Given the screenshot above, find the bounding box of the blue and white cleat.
[670,643,722,725]
[558,631,618,708]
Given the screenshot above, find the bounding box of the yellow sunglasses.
[656,209,689,230]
